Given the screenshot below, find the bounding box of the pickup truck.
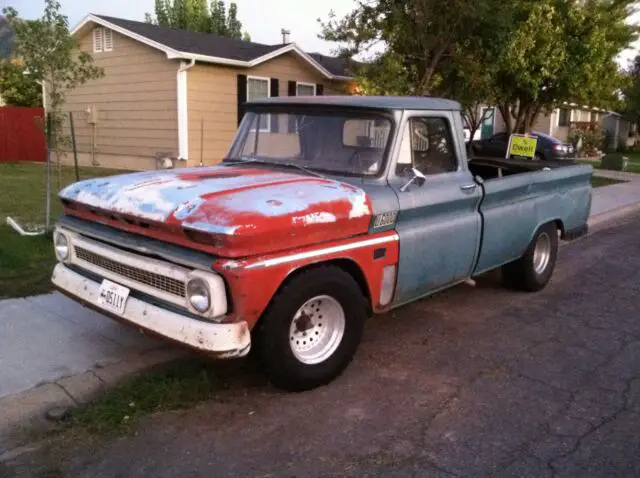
[51,96,593,391]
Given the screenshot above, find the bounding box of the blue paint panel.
[391,171,482,304]
[473,173,535,273]
[474,164,592,275]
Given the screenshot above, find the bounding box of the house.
[63,15,356,170]
[477,103,626,146]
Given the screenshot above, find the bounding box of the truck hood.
[59,165,373,257]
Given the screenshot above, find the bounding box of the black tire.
[253,266,366,392]
[502,222,558,292]
[534,153,545,161]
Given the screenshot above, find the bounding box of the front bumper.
[52,263,251,358]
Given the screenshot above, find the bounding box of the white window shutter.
[103,29,113,52]
[93,28,103,53]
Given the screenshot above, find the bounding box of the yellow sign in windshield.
[508,135,538,159]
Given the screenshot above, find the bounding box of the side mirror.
[400,168,426,192]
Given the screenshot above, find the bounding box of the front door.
[481,108,495,139]
[389,112,482,305]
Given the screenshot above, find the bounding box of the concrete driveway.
[5,214,640,477]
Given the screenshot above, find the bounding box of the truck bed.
[469,157,579,180]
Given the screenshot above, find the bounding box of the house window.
[558,108,570,127]
[93,27,113,53]
[247,76,270,131]
[296,82,316,96]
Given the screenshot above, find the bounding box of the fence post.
[69,111,79,182]
[45,112,52,232]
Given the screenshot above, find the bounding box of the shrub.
[568,125,605,157]
[601,153,628,171]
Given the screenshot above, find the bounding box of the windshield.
[226,110,393,176]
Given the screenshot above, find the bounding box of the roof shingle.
[94,15,354,77]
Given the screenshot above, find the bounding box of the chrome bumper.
[51,263,251,358]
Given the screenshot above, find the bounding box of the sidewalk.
[1,175,640,445]
[589,169,640,227]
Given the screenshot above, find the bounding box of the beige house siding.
[61,29,180,170]
[187,52,345,166]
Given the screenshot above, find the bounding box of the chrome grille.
[74,246,186,297]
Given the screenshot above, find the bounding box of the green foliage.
[321,0,637,135]
[568,124,606,157]
[0,59,41,106]
[146,0,250,39]
[622,54,640,123]
[601,152,628,171]
[2,0,103,149]
[0,16,13,58]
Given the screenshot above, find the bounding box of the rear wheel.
[502,223,558,292]
[534,153,545,161]
[254,266,366,392]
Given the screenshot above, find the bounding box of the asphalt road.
[5,214,640,478]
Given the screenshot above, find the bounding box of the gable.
[71,14,353,80]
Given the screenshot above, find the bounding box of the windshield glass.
[226,110,393,176]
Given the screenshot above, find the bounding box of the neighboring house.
[476,103,623,144]
[601,112,634,151]
[64,15,356,170]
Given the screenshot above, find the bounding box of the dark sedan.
[471,131,575,161]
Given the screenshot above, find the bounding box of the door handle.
[460,184,477,192]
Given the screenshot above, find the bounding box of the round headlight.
[54,232,69,262]
[187,278,211,314]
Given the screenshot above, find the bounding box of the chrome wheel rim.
[533,232,551,274]
[289,295,345,365]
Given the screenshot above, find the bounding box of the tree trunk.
[498,104,515,135]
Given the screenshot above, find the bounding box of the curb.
[0,347,187,451]
[587,202,640,233]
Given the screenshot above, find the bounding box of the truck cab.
[52,96,593,391]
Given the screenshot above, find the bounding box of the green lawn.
[0,162,129,299]
[579,153,640,174]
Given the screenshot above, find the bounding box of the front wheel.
[254,266,366,392]
[502,223,558,292]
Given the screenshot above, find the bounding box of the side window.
[396,117,458,176]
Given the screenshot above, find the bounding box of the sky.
[2,0,357,55]
[3,0,640,65]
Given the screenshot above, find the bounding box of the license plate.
[97,279,130,316]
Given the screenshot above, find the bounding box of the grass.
[579,152,640,174]
[0,162,129,299]
[66,358,223,435]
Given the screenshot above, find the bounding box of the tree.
[321,0,499,95]
[621,54,640,123]
[322,0,637,135]
[0,58,41,106]
[3,0,103,149]
[146,0,250,40]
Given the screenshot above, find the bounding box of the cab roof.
[248,95,462,111]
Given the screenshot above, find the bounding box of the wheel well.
[554,219,566,239]
[254,259,373,333]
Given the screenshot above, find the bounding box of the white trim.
[296,81,317,96]
[72,15,352,80]
[177,59,195,161]
[92,27,103,53]
[52,264,249,357]
[245,234,400,270]
[246,75,271,132]
[74,15,182,57]
[103,28,113,52]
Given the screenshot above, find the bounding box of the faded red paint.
[212,230,400,328]
[61,165,396,327]
[63,166,374,258]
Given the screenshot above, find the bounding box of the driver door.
[389,112,482,305]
